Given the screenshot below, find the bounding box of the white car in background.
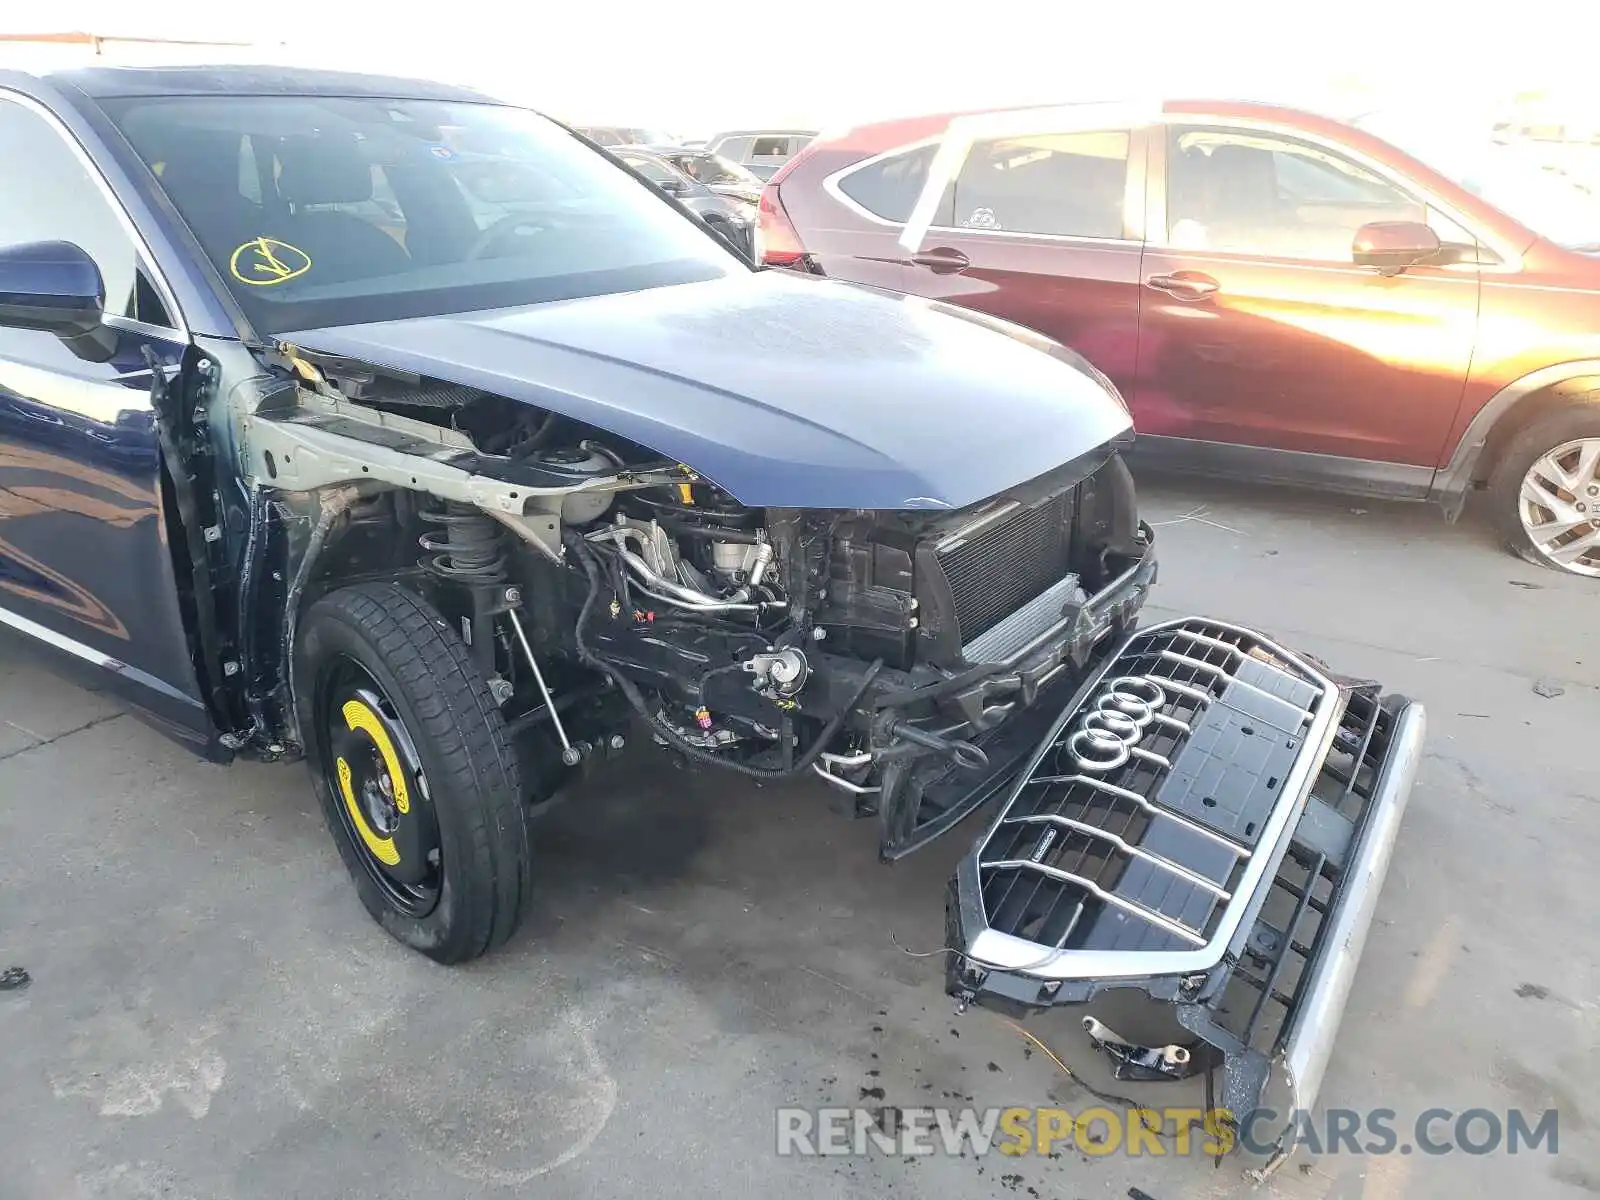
[705,129,818,180]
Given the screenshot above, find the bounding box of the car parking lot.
[2,476,1595,1200]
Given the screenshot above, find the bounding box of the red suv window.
[1166,127,1425,260]
[949,130,1130,239]
[836,144,942,224]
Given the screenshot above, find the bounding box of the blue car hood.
[286,270,1132,511]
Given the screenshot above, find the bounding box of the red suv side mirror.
[1352,220,1442,276]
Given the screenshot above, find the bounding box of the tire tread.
[300,583,531,962]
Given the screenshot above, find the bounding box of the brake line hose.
[563,530,881,780]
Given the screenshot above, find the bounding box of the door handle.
[911,247,971,274]
[1146,271,1219,300]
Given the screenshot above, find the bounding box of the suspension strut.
[417,502,583,766]
[419,501,508,586]
[420,501,509,673]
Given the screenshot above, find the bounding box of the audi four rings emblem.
[1066,676,1170,771]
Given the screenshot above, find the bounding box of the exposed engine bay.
[244,347,1157,856]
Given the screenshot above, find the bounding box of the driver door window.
[1165,127,1459,262]
[0,98,173,328]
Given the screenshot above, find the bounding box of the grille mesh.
[974,619,1329,955]
[940,495,1070,642]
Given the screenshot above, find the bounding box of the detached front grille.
[973,618,1337,959]
[937,494,1071,642]
[1215,688,1394,1054]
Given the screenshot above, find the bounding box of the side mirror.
[1352,221,1441,276]
[655,176,688,197]
[0,240,106,338]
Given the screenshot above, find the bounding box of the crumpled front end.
[945,617,1425,1167]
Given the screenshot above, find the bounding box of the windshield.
[108,96,744,334]
[1355,115,1600,250]
[675,153,761,188]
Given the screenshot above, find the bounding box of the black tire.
[295,582,531,963]
[1487,404,1600,575]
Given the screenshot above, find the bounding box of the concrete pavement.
[1,477,1596,1200]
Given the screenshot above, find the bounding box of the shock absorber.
[419,501,508,584]
[418,500,509,676]
[418,502,585,768]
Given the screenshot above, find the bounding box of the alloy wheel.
[1518,437,1600,577]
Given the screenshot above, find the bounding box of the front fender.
[1432,359,1600,518]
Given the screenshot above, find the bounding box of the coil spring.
[419,501,508,584]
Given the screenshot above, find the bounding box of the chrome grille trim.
[1169,629,1255,656]
[981,859,1210,947]
[1157,649,1234,681]
[958,617,1343,980]
[1156,649,1315,729]
[1000,814,1233,898]
[1150,675,1214,703]
[1020,773,1253,855]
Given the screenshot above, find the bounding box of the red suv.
[761,101,1600,577]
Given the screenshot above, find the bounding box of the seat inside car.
[272,134,413,282]
[153,130,413,287]
[1168,141,1280,252]
[1205,143,1279,226]
[155,132,266,258]
[956,144,1122,237]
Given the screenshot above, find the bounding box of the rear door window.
[948,129,1131,239]
[837,144,946,224]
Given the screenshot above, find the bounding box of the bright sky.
[6,1,1598,137]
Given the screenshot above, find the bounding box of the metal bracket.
[242,389,689,562]
[1082,1016,1205,1081]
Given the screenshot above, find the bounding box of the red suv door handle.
[911,247,971,274]
[1146,271,1219,299]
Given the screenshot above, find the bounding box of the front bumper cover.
[944,616,1425,1159]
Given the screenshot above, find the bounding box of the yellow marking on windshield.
[229,237,312,287]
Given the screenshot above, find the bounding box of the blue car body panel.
[0,64,1133,757]
[288,270,1132,511]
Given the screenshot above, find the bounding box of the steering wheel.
[466,213,546,262]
